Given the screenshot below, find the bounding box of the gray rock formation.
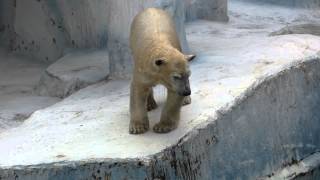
[35,49,110,98]
[270,23,320,36]
[0,49,61,132]
[0,0,14,49]
[0,96,60,131]
[0,0,228,78]
[185,0,229,22]
[235,0,320,8]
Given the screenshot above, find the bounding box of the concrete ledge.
[270,23,320,37]
[35,49,110,98]
[0,34,319,179]
[260,152,320,179]
[236,0,320,8]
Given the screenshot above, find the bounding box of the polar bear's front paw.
[153,122,177,133]
[182,96,191,106]
[129,121,149,134]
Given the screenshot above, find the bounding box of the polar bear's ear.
[185,54,196,62]
[154,59,166,66]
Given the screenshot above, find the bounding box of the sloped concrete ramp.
[0,34,319,179]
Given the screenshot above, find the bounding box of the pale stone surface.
[270,23,320,36]
[1,34,319,179]
[1,1,320,179]
[185,0,229,22]
[35,49,110,98]
[55,0,109,49]
[2,32,320,165]
[0,0,229,77]
[1,0,320,176]
[260,152,320,179]
[0,0,197,77]
[0,49,60,132]
[12,0,66,62]
[0,95,60,132]
[237,0,320,8]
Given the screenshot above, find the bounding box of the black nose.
[182,90,191,96]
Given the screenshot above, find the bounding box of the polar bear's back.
[130,8,181,59]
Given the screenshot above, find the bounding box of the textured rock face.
[0,49,60,132]
[11,0,67,63]
[55,0,109,49]
[0,96,60,131]
[35,49,110,98]
[260,152,320,179]
[185,0,229,22]
[0,0,228,77]
[270,23,320,36]
[0,0,14,48]
[236,0,320,8]
[0,0,189,77]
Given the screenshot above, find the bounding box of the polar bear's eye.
[172,75,182,80]
[155,59,165,66]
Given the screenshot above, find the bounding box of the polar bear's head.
[151,47,196,96]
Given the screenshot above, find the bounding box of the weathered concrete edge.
[148,56,320,179]
[259,151,320,179]
[1,56,320,179]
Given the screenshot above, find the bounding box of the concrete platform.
[35,49,110,98]
[0,1,320,179]
[0,50,60,131]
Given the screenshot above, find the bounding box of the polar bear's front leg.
[129,83,150,134]
[153,90,184,133]
[146,88,157,111]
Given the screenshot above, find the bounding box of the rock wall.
[0,0,14,49]
[185,0,229,22]
[12,0,66,63]
[0,0,228,78]
[270,23,320,36]
[236,0,320,8]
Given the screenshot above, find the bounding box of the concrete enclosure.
[237,0,320,8]
[0,0,320,179]
[0,0,228,77]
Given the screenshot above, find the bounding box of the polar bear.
[129,8,195,134]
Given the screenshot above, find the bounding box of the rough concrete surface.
[0,1,320,179]
[11,0,67,63]
[260,152,320,179]
[237,0,320,8]
[1,0,190,74]
[0,0,228,78]
[0,49,60,132]
[185,0,229,22]
[35,49,110,98]
[0,0,14,49]
[270,23,320,37]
